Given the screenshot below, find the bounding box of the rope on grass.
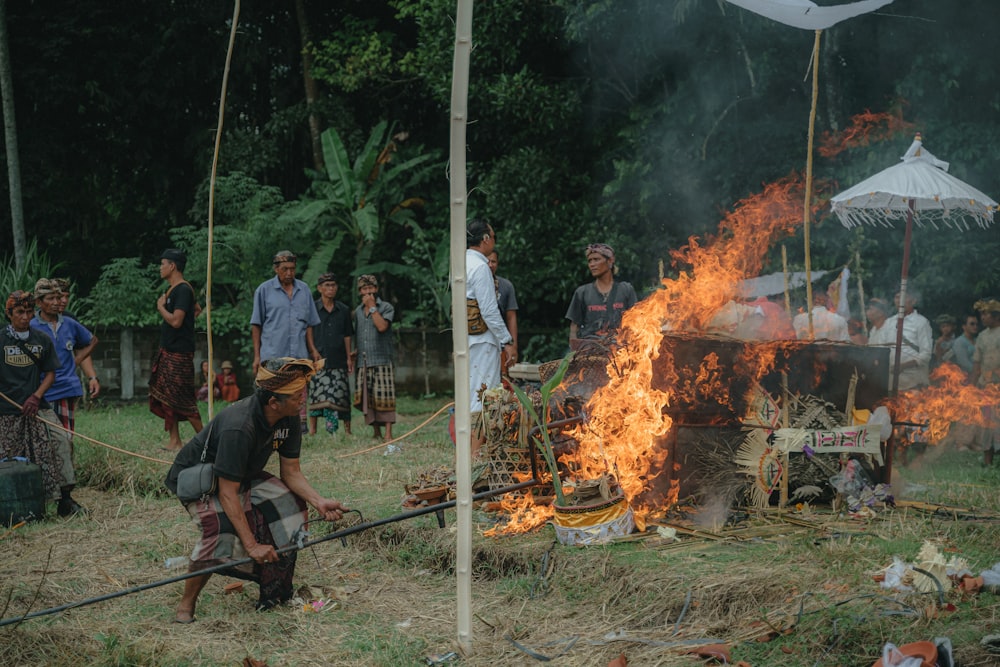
[0,389,171,465]
[1,389,454,467]
[334,401,455,458]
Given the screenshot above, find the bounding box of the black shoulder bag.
[175,423,217,503]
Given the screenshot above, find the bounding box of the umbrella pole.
[890,199,915,396]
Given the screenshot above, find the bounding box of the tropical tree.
[279,122,441,285]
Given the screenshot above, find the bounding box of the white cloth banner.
[771,426,883,464]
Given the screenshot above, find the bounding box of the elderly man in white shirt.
[465,219,516,458]
[883,287,933,391]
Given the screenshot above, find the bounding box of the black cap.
[160,249,186,271]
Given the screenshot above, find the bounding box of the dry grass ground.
[2,397,1000,666]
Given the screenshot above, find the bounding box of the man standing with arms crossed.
[466,219,516,459]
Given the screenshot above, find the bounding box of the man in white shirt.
[883,287,933,392]
[465,219,516,459]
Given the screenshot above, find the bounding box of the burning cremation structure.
[485,176,901,540]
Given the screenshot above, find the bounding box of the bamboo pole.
[802,30,822,340]
[781,245,791,319]
[204,0,241,421]
[449,0,475,653]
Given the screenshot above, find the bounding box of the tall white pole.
[449,0,474,654]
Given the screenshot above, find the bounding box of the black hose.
[0,479,538,628]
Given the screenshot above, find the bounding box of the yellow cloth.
[255,358,324,395]
[552,497,629,529]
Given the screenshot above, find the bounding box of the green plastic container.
[0,459,45,526]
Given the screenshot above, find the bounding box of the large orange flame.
[883,363,1000,444]
[559,175,825,521]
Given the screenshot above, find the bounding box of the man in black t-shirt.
[565,243,638,347]
[0,290,64,502]
[165,358,348,622]
[149,249,204,451]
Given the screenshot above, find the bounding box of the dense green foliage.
[2,1,1000,334]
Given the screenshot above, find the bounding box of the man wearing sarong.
[466,220,516,459]
[353,274,396,440]
[149,249,204,451]
[165,358,347,622]
[30,278,98,515]
[0,290,64,504]
[307,273,354,436]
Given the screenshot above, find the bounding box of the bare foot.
[174,607,196,623]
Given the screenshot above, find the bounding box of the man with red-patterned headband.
[565,243,637,348]
[0,290,64,507]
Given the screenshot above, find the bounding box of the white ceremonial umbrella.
[831,133,998,394]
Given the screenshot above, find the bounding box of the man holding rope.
[0,290,64,504]
[165,358,347,622]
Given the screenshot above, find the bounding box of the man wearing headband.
[150,249,204,451]
[971,298,1000,466]
[166,358,348,622]
[565,243,637,347]
[353,274,396,440]
[29,278,99,516]
[308,273,354,436]
[465,220,516,457]
[251,251,322,430]
[0,290,65,505]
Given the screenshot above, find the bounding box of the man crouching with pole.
[165,358,347,623]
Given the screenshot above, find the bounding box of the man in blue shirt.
[250,251,321,374]
[250,251,321,429]
[30,278,98,516]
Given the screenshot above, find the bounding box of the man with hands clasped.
[353,275,397,440]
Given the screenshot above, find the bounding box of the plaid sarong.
[149,348,201,431]
[51,397,77,441]
[182,472,307,609]
[0,414,63,499]
[354,363,396,426]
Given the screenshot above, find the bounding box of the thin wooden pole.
[890,201,915,396]
[449,0,475,654]
[802,30,822,340]
[205,0,241,420]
